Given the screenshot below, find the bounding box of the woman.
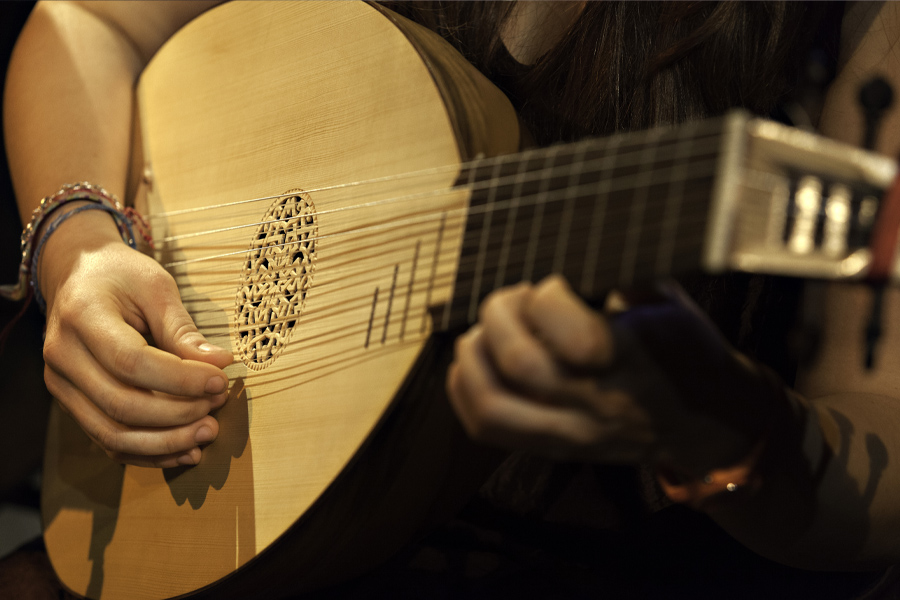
[4,1,900,596]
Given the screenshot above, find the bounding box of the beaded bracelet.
[30,203,135,312]
[0,182,152,306]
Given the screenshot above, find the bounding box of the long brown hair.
[381,1,842,373]
[381,1,838,146]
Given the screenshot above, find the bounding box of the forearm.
[4,1,220,218]
[4,1,142,215]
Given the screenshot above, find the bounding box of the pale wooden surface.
[42,2,518,598]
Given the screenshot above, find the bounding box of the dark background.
[0,0,47,511]
[0,2,36,280]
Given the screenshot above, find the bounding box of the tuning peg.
[859,77,895,369]
[860,77,893,150]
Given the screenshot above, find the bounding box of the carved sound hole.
[234,190,317,370]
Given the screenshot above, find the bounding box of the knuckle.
[54,300,78,324]
[496,343,541,383]
[169,317,200,347]
[42,336,65,370]
[479,286,519,321]
[43,368,67,400]
[94,424,125,454]
[146,267,177,291]
[54,290,94,325]
[570,320,614,366]
[113,345,143,378]
[534,274,567,301]
[106,393,134,425]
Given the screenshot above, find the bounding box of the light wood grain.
[43,2,517,598]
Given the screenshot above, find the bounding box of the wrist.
[36,207,129,311]
[2,182,148,306]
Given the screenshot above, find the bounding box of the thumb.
[141,275,233,369]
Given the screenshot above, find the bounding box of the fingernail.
[205,376,226,394]
[199,343,219,353]
[195,426,215,445]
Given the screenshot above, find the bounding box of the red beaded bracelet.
[0,182,152,303]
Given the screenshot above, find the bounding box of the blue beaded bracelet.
[30,203,137,313]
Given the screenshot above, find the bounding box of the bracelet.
[0,182,152,305]
[30,204,133,313]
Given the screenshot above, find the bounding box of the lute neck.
[435,117,729,332]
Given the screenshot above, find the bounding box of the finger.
[478,284,566,396]
[137,270,233,369]
[70,299,229,398]
[448,329,642,460]
[46,366,219,461]
[112,446,204,469]
[525,275,615,369]
[45,336,227,427]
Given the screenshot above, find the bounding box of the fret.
[655,123,697,276]
[381,264,398,344]
[493,149,534,290]
[365,287,378,348]
[467,159,506,323]
[580,137,620,297]
[522,146,562,282]
[436,117,728,332]
[552,144,587,274]
[431,211,449,333]
[495,152,547,290]
[399,240,419,341]
[618,136,659,287]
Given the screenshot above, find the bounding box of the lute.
[41,2,898,599]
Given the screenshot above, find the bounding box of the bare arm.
[4,1,231,468]
[6,1,222,207]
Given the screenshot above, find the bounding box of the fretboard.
[437,118,726,331]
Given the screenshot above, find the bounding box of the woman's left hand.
[446,275,778,476]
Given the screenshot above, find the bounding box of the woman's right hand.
[38,208,234,468]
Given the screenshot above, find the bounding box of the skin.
[5,0,227,468]
[449,1,900,570]
[6,0,900,570]
[447,277,776,474]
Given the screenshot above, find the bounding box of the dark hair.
[381,1,838,146]
[381,1,844,375]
